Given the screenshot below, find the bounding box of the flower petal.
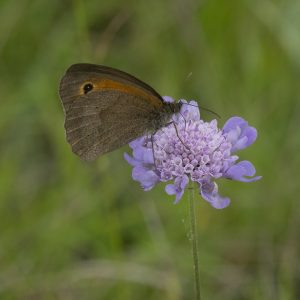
[163,96,175,103]
[200,181,230,209]
[133,147,154,164]
[179,99,200,122]
[223,117,257,152]
[223,117,247,133]
[179,174,189,190]
[165,184,177,195]
[165,183,185,203]
[165,175,189,204]
[129,137,145,149]
[124,152,140,167]
[174,175,189,203]
[225,160,262,182]
[132,166,159,191]
[175,189,185,203]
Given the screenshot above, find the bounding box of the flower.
[124,97,261,209]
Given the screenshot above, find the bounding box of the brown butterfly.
[59,64,182,161]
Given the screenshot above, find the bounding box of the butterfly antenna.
[198,105,221,119]
[180,101,221,119]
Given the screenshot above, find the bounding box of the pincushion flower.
[124,97,261,209]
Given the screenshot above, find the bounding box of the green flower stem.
[188,182,201,300]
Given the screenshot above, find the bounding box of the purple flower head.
[125,97,261,209]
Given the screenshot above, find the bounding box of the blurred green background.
[1,0,299,299]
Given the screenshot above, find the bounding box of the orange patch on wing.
[80,79,162,108]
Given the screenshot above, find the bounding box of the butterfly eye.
[83,83,93,94]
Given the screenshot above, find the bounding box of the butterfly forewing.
[59,64,164,160]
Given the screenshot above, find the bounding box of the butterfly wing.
[59,64,163,161]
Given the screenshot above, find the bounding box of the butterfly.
[59,64,182,161]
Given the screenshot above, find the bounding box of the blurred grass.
[0,0,300,299]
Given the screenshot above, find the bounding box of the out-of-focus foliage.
[0,0,299,299]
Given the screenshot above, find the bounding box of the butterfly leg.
[150,132,158,168]
[172,122,190,150]
[164,121,190,150]
[177,111,187,130]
